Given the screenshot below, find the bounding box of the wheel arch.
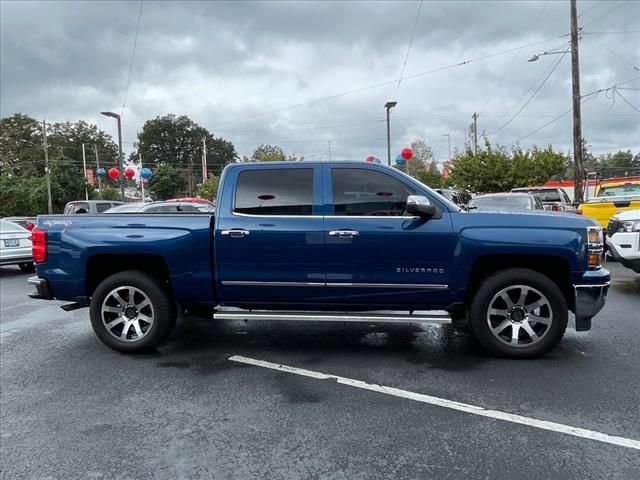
[86,254,172,299]
[465,254,574,311]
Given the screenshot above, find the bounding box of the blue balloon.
[395,155,406,166]
[140,167,152,179]
[96,168,107,178]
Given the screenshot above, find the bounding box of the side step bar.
[213,308,451,325]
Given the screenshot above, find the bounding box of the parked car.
[3,216,36,230]
[0,219,34,272]
[167,197,215,212]
[29,162,608,358]
[434,189,472,208]
[63,200,125,214]
[605,209,640,273]
[104,201,207,213]
[510,186,576,213]
[578,176,640,227]
[468,193,544,211]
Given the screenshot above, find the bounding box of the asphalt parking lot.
[1,262,639,480]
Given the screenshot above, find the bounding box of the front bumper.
[606,232,640,273]
[573,282,609,331]
[28,276,54,300]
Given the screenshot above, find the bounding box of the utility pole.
[82,143,88,201]
[94,145,102,199]
[42,119,53,214]
[139,152,145,200]
[472,112,479,155]
[202,137,207,182]
[570,0,584,204]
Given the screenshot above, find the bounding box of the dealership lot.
[1,262,639,479]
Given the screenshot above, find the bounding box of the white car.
[606,209,640,273]
[0,219,34,272]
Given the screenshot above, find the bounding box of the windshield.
[597,184,640,197]
[469,196,532,210]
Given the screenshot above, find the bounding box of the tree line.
[2,112,637,216]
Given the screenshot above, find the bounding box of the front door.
[215,165,325,307]
[322,166,456,309]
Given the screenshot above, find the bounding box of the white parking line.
[229,355,640,451]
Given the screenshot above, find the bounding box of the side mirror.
[406,195,439,219]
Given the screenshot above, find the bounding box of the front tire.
[469,268,568,358]
[89,270,176,353]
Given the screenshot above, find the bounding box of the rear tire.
[89,270,176,353]
[19,262,35,273]
[469,268,568,358]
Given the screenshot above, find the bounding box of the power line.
[615,90,640,113]
[513,77,640,142]
[582,30,640,34]
[209,34,568,128]
[121,0,144,115]
[578,0,608,19]
[581,1,629,29]
[588,37,640,71]
[393,0,424,100]
[479,1,550,113]
[489,49,569,135]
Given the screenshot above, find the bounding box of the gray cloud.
[1,0,638,167]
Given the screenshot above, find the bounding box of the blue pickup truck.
[28,161,610,358]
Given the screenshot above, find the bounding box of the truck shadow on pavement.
[140,316,496,374]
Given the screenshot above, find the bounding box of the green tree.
[404,139,442,187]
[449,140,567,192]
[135,114,236,194]
[149,163,186,200]
[251,144,286,161]
[50,160,87,212]
[0,174,46,216]
[0,114,44,176]
[195,173,220,200]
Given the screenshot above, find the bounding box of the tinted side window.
[332,168,415,216]
[96,203,112,213]
[73,202,89,214]
[235,169,313,215]
[178,204,199,212]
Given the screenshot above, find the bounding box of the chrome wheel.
[101,286,154,342]
[486,284,552,347]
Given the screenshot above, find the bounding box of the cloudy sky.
[1,0,639,166]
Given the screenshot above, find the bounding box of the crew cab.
[28,162,610,358]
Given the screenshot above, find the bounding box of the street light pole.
[42,120,53,214]
[442,133,451,162]
[100,111,125,201]
[384,101,397,166]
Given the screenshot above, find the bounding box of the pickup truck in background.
[606,209,640,273]
[578,176,640,228]
[510,186,577,213]
[28,162,610,358]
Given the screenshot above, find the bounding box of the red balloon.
[366,155,376,162]
[107,167,119,179]
[401,148,413,160]
[124,168,136,179]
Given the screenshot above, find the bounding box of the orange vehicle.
[578,176,640,228]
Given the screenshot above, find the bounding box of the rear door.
[322,165,457,308]
[215,165,325,306]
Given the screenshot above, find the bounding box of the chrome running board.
[213,307,451,325]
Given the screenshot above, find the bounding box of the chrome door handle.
[329,230,359,237]
[221,229,250,238]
